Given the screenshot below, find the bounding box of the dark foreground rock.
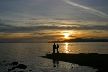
[11,62,18,65]
[42,53,108,72]
[16,64,27,69]
[7,62,27,72]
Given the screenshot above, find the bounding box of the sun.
[63,31,72,39]
[64,33,69,38]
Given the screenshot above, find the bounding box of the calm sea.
[0,42,108,72]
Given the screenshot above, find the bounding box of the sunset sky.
[0,0,108,42]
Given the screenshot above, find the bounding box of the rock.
[8,66,16,71]
[11,62,18,65]
[7,62,27,71]
[16,64,27,69]
[53,65,56,67]
[29,70,32,71]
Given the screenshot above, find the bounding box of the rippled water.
[0,42,108,72]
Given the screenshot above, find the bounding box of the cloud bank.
[0,20,108,33]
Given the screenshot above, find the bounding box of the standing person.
[53,43,56,54]
[57,44,59,53]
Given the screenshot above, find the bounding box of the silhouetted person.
[53,43,56,53]
[57,44,59,53]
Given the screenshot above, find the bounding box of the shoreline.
[42,53,108,72]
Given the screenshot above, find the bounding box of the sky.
[0,0,108,42]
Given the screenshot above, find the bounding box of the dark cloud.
[0,37,37,43]
[42,35,64,38]
[0,35,63,43]
[0,22,108,33]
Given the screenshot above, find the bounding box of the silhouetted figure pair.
[57,44,59,53]
[53,43,56,53]
[53,43,59,53]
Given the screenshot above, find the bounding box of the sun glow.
[63,31,72,39]
[64,33,69,38]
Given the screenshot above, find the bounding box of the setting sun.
[63,31,72,39]
[64,33,69,38]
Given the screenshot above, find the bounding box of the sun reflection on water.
[65,42,69,53]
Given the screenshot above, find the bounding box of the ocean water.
[0,42,108,72]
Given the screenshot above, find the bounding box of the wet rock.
[7,62,27,72]
[16,64,27,69]
[8,67,16,71]
[11,62,18,65]
[29,70,32,71]
[53,65,56,67]
[5,62,18,66]
[3,61,7,62]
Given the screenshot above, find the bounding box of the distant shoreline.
[48,38,108,43]
[0,38,108,43]
[48,41,108,43]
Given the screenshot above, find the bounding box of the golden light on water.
[65,42,69,53]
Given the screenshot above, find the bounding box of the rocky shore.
[42,53,108,72]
